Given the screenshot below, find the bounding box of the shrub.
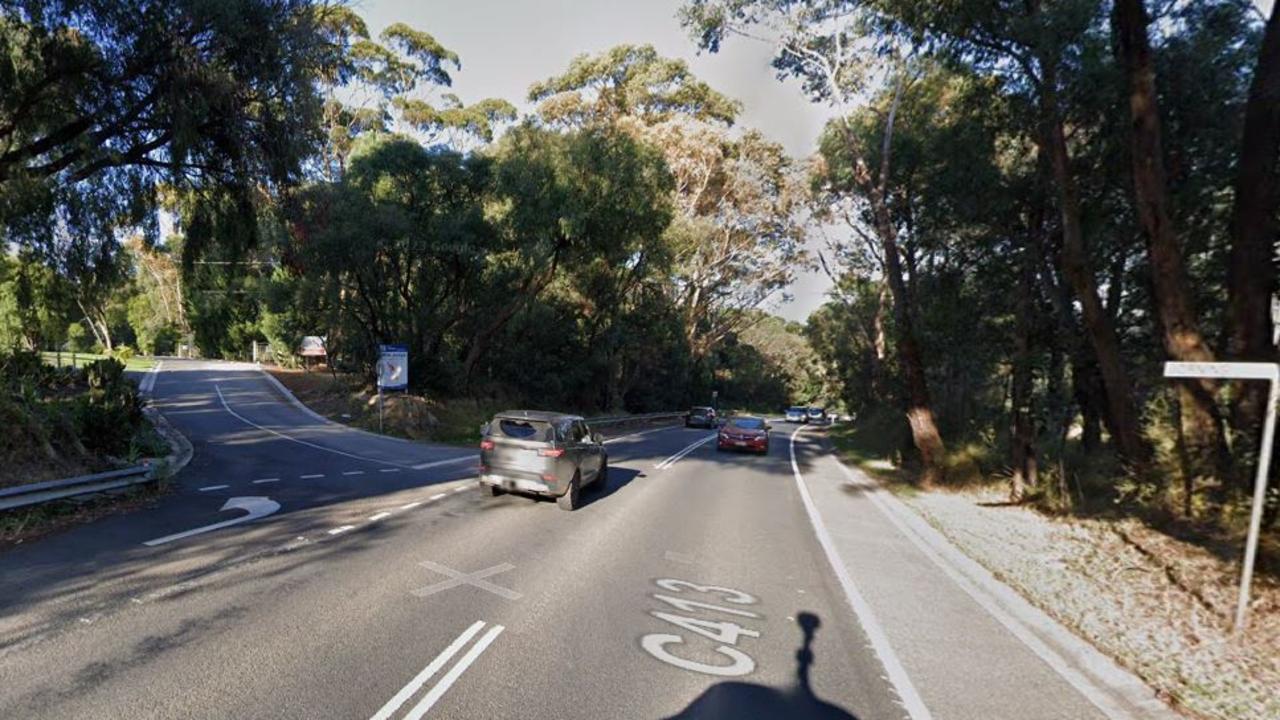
[66,322,94,352]
[75,358,144,454]
[110,345,135,362]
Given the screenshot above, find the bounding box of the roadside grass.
[0,481,169,549]
[40,351,156,372]
[267,367,516,446]
[828,412,1280,720]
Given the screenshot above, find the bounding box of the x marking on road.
[411,560,522,601]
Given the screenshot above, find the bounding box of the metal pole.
[379,387,384,434]
[1236,374,1279,632]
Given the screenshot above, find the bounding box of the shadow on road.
[665,612,859,720]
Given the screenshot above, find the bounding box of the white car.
[786,406,807,423]
[807,407,828,424]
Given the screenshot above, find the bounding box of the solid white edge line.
[403,624,505,720]
[198,485,228,492]
[139,360,162,394]
[830,459,1150,720]
[411,457,473,470]
[602,423,684,445]
[369,621,487,720]
[655,433,717,469]
[788,427,933,720]
[213,384,411,469]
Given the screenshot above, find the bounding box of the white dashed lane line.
[253,478,280,484]
[380,468,400,474]
[328,525,355,536]
[343,470,365,476]
[300,474,325,479]
[198,485,229,492]
[403,501,425,510]
[369,512,392,522]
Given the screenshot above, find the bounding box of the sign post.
[377,344,409,434]
[1164,360,1278,633]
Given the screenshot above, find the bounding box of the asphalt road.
[0,360,1171,720]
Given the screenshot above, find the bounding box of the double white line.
[371,621,505,720]
[654,433,717,470]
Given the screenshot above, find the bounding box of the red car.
[716,416,770,455]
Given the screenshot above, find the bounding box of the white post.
[1237,376,1278,632]
[1165,361,1278,633]
[379,387,384,434]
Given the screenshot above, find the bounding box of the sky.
[354,0,839,322]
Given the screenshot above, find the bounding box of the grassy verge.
[268,368,528,446]
[0,481,169,549]
[828,416,1279,720]
[40,351,156,372]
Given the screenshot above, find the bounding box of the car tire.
[557,472,581,511]
[596,458,609,487]
[483,484,502,497]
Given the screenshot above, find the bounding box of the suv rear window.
[496,418,553,441]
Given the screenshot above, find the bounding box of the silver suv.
[478,410,608,510]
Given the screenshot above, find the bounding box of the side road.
[788,425,1180,720]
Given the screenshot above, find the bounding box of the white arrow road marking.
[143,497,280,546]
[370,621,486,720]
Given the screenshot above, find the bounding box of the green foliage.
[529,44,741,128]
[76,358,144,455]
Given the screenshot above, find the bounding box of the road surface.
[0,360,1173,719]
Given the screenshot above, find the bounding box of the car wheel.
[557,472,581,511]
[596,458,609,487]
[482,484,502,497]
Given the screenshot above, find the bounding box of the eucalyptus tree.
[531,45,807,395]
[681,0,949,484]
[312,9,517,178]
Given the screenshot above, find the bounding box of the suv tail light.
[539,447,565,457]
[480,439,495,451]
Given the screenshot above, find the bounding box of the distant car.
[807,407,827,424]
[686,406,718,428]
[785,406,808,423]
[717,416,770,454]
[478,410,607,511]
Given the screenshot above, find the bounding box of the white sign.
[377,344,408,390]
[1164,361,1279,382]
[299,336,327,358]
[1164,359,1279,633]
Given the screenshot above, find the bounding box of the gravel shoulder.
[885,483,1278,720]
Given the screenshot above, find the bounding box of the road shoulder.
[790,427,1181,720]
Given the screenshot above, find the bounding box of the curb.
[828,450,1181,720]
[143,405,193,481]
[252,363,429,447]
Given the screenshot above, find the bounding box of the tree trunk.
[1010,248,1038,502]
[1227,5,1280,446]
[863,74,946,487]
[1114,0,1230,482]
[1038,64,1151,465]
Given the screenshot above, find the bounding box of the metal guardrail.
[0,465,155,512]
[586,411,687,426]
